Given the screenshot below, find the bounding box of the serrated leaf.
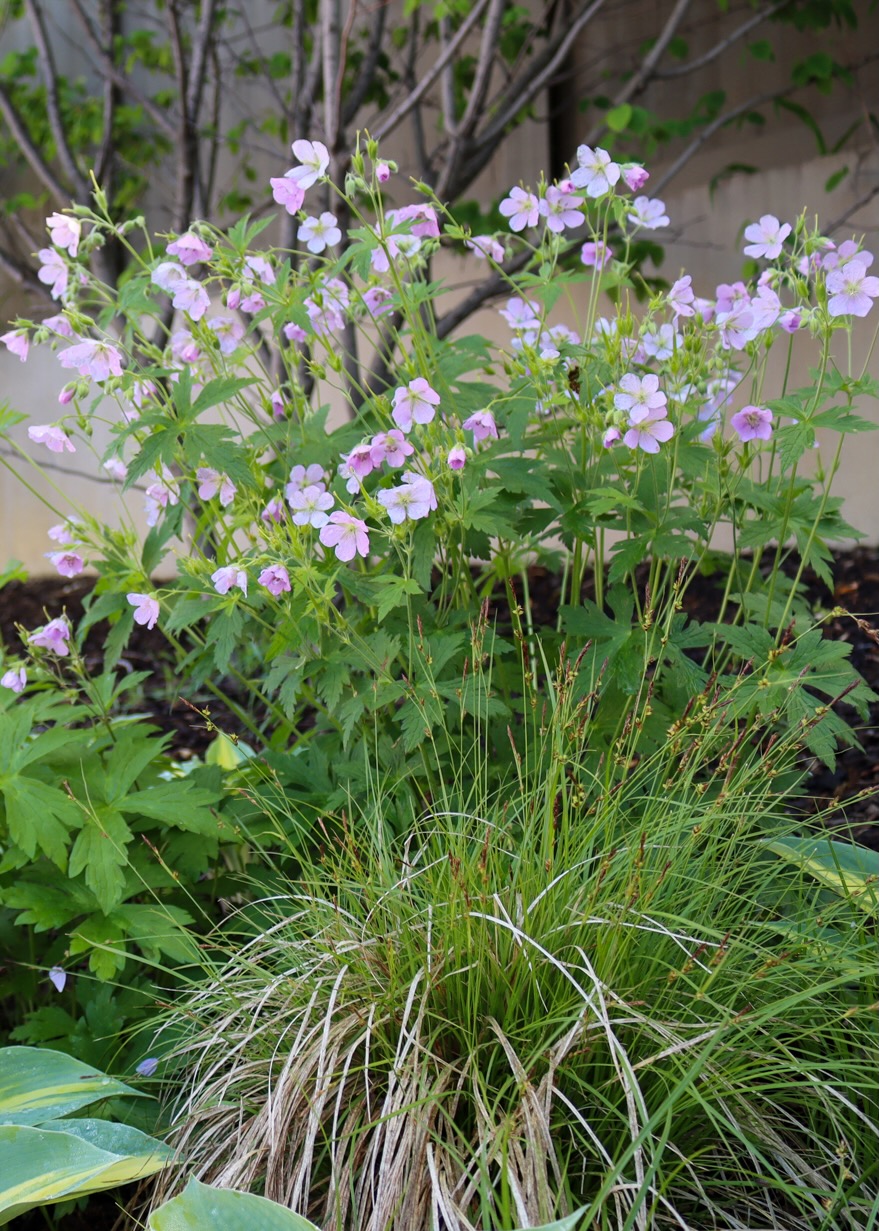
[67,809,132,914]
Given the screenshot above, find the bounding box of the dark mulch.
[1,548,877,849]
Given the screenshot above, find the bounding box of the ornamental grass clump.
[150,654,879,1231]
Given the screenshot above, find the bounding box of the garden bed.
[2,545,877,849]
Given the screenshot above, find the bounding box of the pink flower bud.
[447,444,467,470]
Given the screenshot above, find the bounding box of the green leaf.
[0,1047,142,1126]
[371,575,423,620]
[1,778,81,868]
[0,1120,169,1225]
[67,808,133,914]
[764,837,879,916]
[190,376,255,418]
[148,1178,319,1231]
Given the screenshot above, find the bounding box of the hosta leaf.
[148,1178,318,1231]
[0,1047,141,1126]
[764,836,879,915]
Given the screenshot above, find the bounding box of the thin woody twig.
[24,0,90,199]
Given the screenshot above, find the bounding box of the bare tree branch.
[68,0,178,143]
[372,0,491,143]
[584,0,693,143]
[0,81,70,207]
[654,1,788,81]
[341,0,388,128]
[186,0,219,124]
[825,182,879,234]
[322,0,343,154]
[24,0,91,199]
[93,0,120,190]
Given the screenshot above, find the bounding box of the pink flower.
[244,254,276,285]
[826,260,879,318]
[289,484,334,527]
[743,215,791,260]
[270,174,306,214]
[668,275,695,318]
[288,139,330,190]
[499,297,540,334]
[319,511,370,562]
[298,212,342,254]
[376,161,392,183]
[104,458,128,481]
[144,470,179,526]
[370,232,422,273]
[716,303,757,351]
[1,329,29,361]
[447,444,467,470]
[377,477,435,524]
[462,410,498,442]
[614,373,666,423]
[170,330,201,364]
[822,239,874,273]
[172,279,211,321]
[208,316,245,354]
[28,424,75,454]
[167,232,213,265]
[390,204,441,239]
[283,321,308,343]
[779,310,803,333]
[197,467,237,507]
[261,495,287,524]
[270,390,287,420]
[392,378,440,431]
[602,425,621,448]
[466,235,505,262]
[45,550,85,578]
[628,197,669,230]
[363,286,395,318]
[43,314,74,338]
[46,213,81,256]
[48,520,77,545]
[730,405,773,442]
[539,185,583,233]
[28,617,71,656]
[211,565,248,597]
[37,248,69,299]
[127,592,160,629]
[344,442,376,480]
[370,429,413,468]
[623,406,675,454]
[258,565,291,596]
[58,339,124,383]
[580,241,611,270]
[621,165,649,193]
[499,186,540,232]
[570,145,620,197]
[287,462,327,493]
[1,666,27,693]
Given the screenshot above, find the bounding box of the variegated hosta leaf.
[147,1178,321,1231]
[0,1046,143,1126]
[0,1121,171,1225]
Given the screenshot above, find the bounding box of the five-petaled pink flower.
[211,565,248,597]
[1,666,27,694]
[377,477,435,524]
[1,329,29,362]
[167,232,213,265]
[197,468,237,508]
[668,275,695,318]
[370,429,413,468]
[270,174,306,215]
[463,410,499,443]
[499,187,540,233]
[580,241,611,270]
[38,248,68,299]
[623,406,675,454]
[289,484,334,527]
[46,213,81,256]
[298,212,342,254]
[826,261,879,318]
[392,378,440,431]
[614,374,666,422]
[319,511,370,562]
[127,593,160,630]
[28,617,71,656]
[466,235,505,262]
[45,550,85,578]
[258,565,291,597]
[288,139,330,190]
[570,146,620,198]
[539,186,584,233]
[743,214,791,261]
[28,424,75,454]
[730,405,773,442]
[628,197,669,230]
[58,339,124,383]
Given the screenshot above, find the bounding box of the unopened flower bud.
[447,444,467,470]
